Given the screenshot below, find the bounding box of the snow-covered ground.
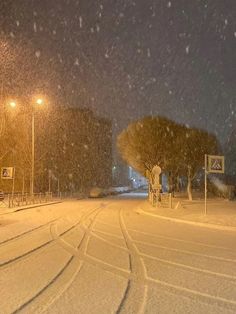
[140,193,236,229]
[1,193,236,313]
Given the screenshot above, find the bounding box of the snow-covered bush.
[208,177,235,200]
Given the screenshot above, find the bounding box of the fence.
[0,192,54,208]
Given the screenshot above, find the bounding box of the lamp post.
[6,97,44,196]
[30,109,35,195]
[30,98,43,195]
[9,101,16,108]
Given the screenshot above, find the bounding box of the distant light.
[36,98,43,105]
[9,101,16,108]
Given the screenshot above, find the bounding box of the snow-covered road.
[1,193,236,313]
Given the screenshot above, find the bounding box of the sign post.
[204,155,224,215]
[204,155,208,216]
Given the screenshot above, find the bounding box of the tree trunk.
[175,175,180,192]
[187,167,193,201]
[167,172,172,193]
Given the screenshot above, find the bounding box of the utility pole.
[57,178,60,197]
[30,98,44,195]
[48,169,51,193]
[30,110,35,195]
[204,154,208,216]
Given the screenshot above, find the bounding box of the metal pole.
[204,154,207,215]
[48,170,51,193]
[57,178,60,197]
[22,170,25,196]
[11,167,15,199]
[31,111,35,195]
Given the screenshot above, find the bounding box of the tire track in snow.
[0,205,104,268]
[90,212,236,311]
[82,206,131,277]
[147,275,236,311]
[0,202,103,246]
[12,205,104,314]
[89,229,236,283]
[93,208,236,313]
[116,209,148,314]
[90,230,128,251]
[128,228,236,254]
[133,239,236,264]
[0,218,59,246]
[141,252,236,282]
[124,218,236,311]
[92,227,124,239]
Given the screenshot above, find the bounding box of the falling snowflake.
[74,58,79,66]
[79,16,83,28]
[185,45,190,54]
[35,50,41,58]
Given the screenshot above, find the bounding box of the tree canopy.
[117,116,219,200]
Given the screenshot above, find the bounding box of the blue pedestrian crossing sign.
[207,155,224,173]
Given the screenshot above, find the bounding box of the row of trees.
[0,106,112,194]
[0,104,53,193]
[117,116,219,200]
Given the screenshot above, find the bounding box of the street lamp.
[9,101,16,108]
[30,98,44,195]
[6,98,45,196]
[36,98,43,105]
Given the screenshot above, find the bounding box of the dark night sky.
[0,0,235,145]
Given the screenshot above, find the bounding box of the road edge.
[137,207,236,232]
[0,201,62,216]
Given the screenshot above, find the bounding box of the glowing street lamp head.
[9,101,16,108]
[36,98,43,105]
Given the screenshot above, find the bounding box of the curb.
[0,201,62,216]
[137,207,236,232]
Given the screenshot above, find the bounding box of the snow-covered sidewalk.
[139,197,236,231]
[0,200,62,216]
